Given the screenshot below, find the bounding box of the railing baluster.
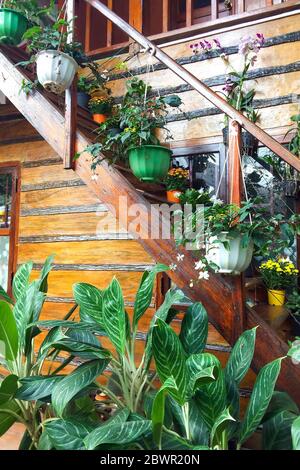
[211,0,218,20]
[235,0,245,14]
[186,0,193,27]
[84,3,91,53]
[228,120,245,341]
[64,0,77,170]
[162,0,169,32]
[107,0,113,47]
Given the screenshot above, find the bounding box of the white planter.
[206,232,254,275]
[36,50,78,94]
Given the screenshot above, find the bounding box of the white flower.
[91,174,98,181]
[170,263,177,271]
[177,254,185,262]
[198,271,210,280]
[211,195,223,205]
[195,260,205,271]
[189,280,194,288]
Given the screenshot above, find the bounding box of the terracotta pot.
[166,190,182,203]
[93,114,107,124]
[268,289,286,306]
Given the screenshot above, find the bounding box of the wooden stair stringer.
[1,45,300,404]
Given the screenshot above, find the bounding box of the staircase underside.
[0,44,299,404]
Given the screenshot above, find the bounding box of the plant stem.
[181,402,191,442]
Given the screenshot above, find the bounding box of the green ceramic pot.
[0,8,28,46]
[128,145,172,182]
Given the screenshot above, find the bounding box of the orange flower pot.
[93,114,107,124]
[166,190,182,203]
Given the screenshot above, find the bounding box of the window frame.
[0,162,21,296]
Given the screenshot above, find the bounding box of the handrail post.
[228,119,246,341]
[63,0,77,170]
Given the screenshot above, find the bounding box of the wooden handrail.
[84,0,300,172]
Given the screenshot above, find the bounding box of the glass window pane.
[0,236,10,289]
[0,173,12,228]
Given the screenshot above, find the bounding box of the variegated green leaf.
[151,377,179,448]
[16,376,64,401]
[36,255,54,293]
[211,408,235,449]
[52,359,109,416]
[152,319,186,405]
[185,354,217,400]
[45,419,95,450]
[262,410,295,450]
[84,420,152,450]
[179,303,208,355]
[133,264,168,329]
[102,278,126,355]
[194,353,227,430]
[0,400,20,437]
[36,327,66,362]
[14,283,41,350]
[238,358,283,445]
[12,262,33,301]
[0,301,18,361]
[288,341,300,363]
[50,339,111,360]
[225,327,257,385]
[292,416,300,450]
[73,283,103,326]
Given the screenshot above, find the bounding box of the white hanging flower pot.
[206,232,254,275]
[36,50,78,94]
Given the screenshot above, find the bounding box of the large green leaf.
[102,278,126,355]
[14,283,38,350]
[0,375,18,405]
[188,398,209,446]
[37,430,53,450]
[0,399,20,437]
[238,358,283,445]
[288,341,300,363]
[73,283,103,326]
[145,289,185,365]
[50,338,111,360]
[52,359,109,416]
[225,328,257,385]
[263,391,299,422]
[151,377,179,448]
[45,418,95,450]
[15,375,64,401]
[0,285,14,305]
[133,264,168,329]
[12,262,33,301]
[36,327,66,363]
[152,319,187,404]
[262,410,296,450]
[84,420,152,450]
[179,303,208,355]
[185,355,217,400]
[292,416,300,450]
[0,300,18,361]
[194,354,227,430]
[36,255,54,293]
[211,408,235,449]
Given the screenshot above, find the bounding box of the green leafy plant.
[287,290,300,320]
[259,258,298,290]
[150,309,284,450]
[77,77,182,169]
[88,96,113,115]
[164,167,189,191]
[0,0,55,25]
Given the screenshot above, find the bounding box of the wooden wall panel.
[18,240,154,265]
[21,186,102,211]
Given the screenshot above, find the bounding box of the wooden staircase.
[0,4,300,405]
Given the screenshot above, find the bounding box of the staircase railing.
[84,0,300,172]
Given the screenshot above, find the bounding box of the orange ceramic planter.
[93,114,107,124]
[166,190,182,203]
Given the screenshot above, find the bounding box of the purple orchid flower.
[213,38,222,48]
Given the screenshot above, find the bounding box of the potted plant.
[164,167,189,203]
[79,78,182,181]
[287,290,300,335]
[77,75,95,109]
[23,17,81,94]
[259,258,298,306]
[88,95,113,124]
[191,34,264,157]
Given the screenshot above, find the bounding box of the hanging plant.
[22,15,82,94]
[0,0,54,45]
[77,78,183,182]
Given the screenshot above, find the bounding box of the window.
[0,164,20,294]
